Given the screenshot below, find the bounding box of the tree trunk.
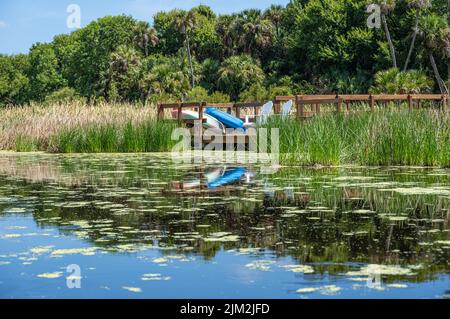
[185,32,195,88]
[144,34,149,57]
[403,8,420,71]
[381,13,397,69]
[429,50,449,94]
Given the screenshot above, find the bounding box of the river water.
[0,153,448,298]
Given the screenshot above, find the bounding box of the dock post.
[337,95,342,113]
[199,101,205,120]
[157,103,163,120]
[296,95,304,119]
[177,103,182,124]
[235,103,241,119]
[445,95,449,113]
[273,98,281,114]
[199,102,205,149]
[369,94,375,111]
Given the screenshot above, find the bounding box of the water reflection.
[170,166,251,191]
[0,153,448,298]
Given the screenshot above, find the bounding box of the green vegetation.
[370,68,433,93]
[17,119,178,153]
[262,108,449,167]
[0,102,158,151]
[6,101,448,167]
[54,120,178,153]
[2,1,450,107]
[1,1,449,167]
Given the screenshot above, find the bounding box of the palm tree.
[403,0,431,71]
[133,22,158,57]
[174,11,196,88]
[419,14,450,94]
[217,54,265,101]
[234,9,274,56]
[109,46,141,101]
[216,15,237,57]
[375,0,398,68]
[110,46,140,75]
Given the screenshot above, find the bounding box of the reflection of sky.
[0,0,289,54]
[0,214,449,298]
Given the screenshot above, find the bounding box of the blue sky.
[0,0,290,54]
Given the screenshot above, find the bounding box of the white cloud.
[0,21,8,28]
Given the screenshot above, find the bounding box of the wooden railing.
[157,94,449,122]
[273,94,448,117]
[157,101,267,122]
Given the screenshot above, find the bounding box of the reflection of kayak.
[176,110,225,132]
[204,167,224,181]
[178,167,224,189]
[182,180,201,189]
[208,167,246,188]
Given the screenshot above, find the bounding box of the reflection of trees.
[0,155,448,282]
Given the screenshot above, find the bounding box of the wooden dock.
[157,94,448,149]
[158,93,448,124]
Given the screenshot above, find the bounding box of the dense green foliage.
[1,0,450,106]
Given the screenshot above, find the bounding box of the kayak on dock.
[173,109,225,132]
[205,108,245,129]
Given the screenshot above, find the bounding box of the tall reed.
[262,109,449,167]
[50,120,178,153]
[1,102,448,167]
[0,101,157,150]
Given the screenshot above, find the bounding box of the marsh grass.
[15,135,38,152]
[0,101,157,150]
[2,102,449,167]
[50,120,178,153]
[262,108,449,167]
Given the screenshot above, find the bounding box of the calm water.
[0,153,448,299]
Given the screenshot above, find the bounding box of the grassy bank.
[263,109,449,167]
[50,120,178,153]
[0,102,179,153]
[0,103,449,167]
[0,102,158,150]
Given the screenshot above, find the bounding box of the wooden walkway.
[273,94,448,117]
[157,94,449,124]
[157,94,448,149]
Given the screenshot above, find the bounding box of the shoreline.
[1,105,448,168]
[0,151,448,170]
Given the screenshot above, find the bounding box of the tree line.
[1,0,450,107]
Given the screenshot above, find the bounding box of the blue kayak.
[205,108,245,129]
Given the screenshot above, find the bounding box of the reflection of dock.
[162,185,241,196]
